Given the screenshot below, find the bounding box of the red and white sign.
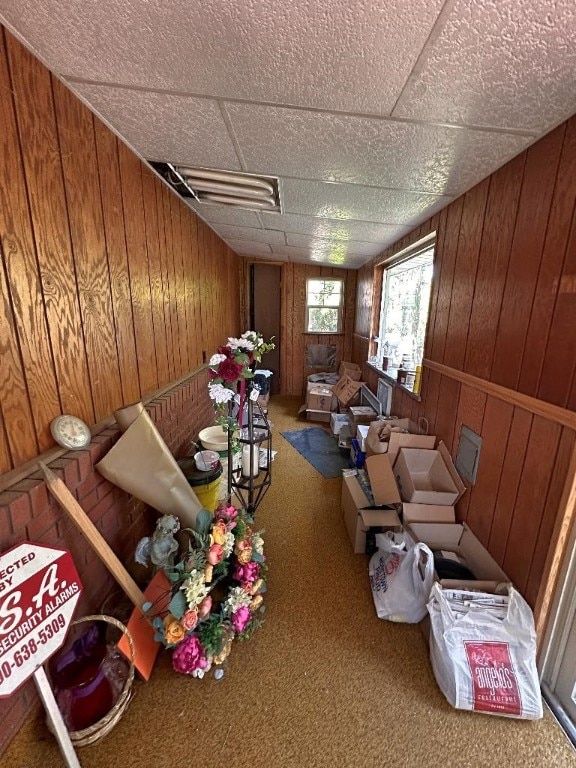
[464,640,522,716]
[0,542,82,697]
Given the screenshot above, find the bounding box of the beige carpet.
[2,396,575,767]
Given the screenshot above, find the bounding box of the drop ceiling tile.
[2,0,444,115]
[186,201,262,229]
[394,0,576,132]
[281,179,451,226]
[213,225,285,245]
[66,83,240,168]
[259,212,411,244]
[226,103,532,195]
[286,233,383,258]
[270,244,371,268]
[226,240,272,256]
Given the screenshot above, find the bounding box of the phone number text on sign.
[0,542,83,696]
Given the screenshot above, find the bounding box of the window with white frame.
[375,237,435,379]
[305,278,344,333]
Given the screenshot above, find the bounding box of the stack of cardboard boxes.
[301,360,366,427]
[340,416,510,593]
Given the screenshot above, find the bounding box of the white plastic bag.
[427,582,543,719]
[369,532,434,623]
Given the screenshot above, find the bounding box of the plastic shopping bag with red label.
[427,582,543,719]
[369,532,434,623]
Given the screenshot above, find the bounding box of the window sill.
[366,361,422,402]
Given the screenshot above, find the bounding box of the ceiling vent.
[150,162,281,213]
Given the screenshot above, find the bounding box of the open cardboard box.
[402,503,456,525]
[407,521,509,591]
[366,418,435,463]
[306,380,338,411]
[394,442,465,506]
[341,454,401,553]
[332,374,364,407]
[338,361,362,381]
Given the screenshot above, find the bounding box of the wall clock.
[50,414,92,450]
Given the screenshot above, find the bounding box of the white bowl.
[198,425,228,452]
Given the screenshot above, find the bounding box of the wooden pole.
[38,462,145,609]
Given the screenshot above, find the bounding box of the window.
[306,278,344,333]
[374,237,435,385]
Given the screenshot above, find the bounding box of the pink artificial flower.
[181,609,198,631]
[172,634,209,675]
[234,561,260,585]
[232,606,251,634]
[198,596,213,619]
[207,543,224,565]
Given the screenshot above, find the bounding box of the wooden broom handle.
[39,461,146,609]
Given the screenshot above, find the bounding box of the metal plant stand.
[227,396,272,515]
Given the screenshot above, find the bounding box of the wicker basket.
[58,614,136,748]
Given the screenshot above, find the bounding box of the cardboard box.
[394,442,465,506]
[348,406,378,432]
[304,408,331,423]
[338,425,352,449]
[331,412,349,435]
[407,522,509,591]
[366,418,436,463]
[341,455,402,553]
[402,503,456,524]
[306,381,338,411]
[338,361,362,381]
[307,387,335,412]
[332,375,364,406]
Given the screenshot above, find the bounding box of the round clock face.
[50,415,92,450]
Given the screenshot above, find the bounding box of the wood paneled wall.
[353,116,576,609]
[0,28,241,476]
[278,263,357,397]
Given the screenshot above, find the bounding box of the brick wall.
[0,369,216,755]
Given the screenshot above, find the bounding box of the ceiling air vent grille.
[149,162,281,213]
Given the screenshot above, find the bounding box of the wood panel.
[7,35,95,424]
[463,154,525,379]
[0,32,59,454]
[117,143,158,396]
[490,127,565,390]
[93,123,141,405]
[141,166,169,385]
[520,120,576,399]
[53,77,123,421]
[430,197,464,363]
[443,180,489,371]
[0,25,241,475]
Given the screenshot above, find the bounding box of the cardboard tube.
[96,409,202,530]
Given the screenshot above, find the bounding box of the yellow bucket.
[178,459,223,513]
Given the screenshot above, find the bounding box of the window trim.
[305,277,345,334]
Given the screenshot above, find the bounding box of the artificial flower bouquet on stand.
[136,503,266,678]
[208,330,275,439]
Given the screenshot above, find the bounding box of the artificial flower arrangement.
[207,330,275,438]
[136,503,266,678]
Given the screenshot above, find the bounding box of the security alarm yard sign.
[0,542,82,696]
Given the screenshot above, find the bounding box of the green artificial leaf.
[252,551,264,563]
[141,601,153,612]
[154,630,165,643]
[167,571,181,583]
[258,582,267,593]
[196,508,213,536]
[259,605,266,614]
[168,590,187,619]
[152,617,164,631]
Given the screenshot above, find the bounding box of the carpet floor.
[2,396,575,768]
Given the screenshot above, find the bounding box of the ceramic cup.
[194,450,220,472]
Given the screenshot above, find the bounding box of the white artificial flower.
[252,533,264,556]
[227,337,255,352]
[223,531,235,558]
[223,586,252,615]
[208,382,235,404]
[209,353,227,366]
[181,570,209,608]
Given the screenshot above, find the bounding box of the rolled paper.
[115,401,145,432]
[96,409,202,530]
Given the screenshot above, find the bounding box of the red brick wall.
[0,369,216,754]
